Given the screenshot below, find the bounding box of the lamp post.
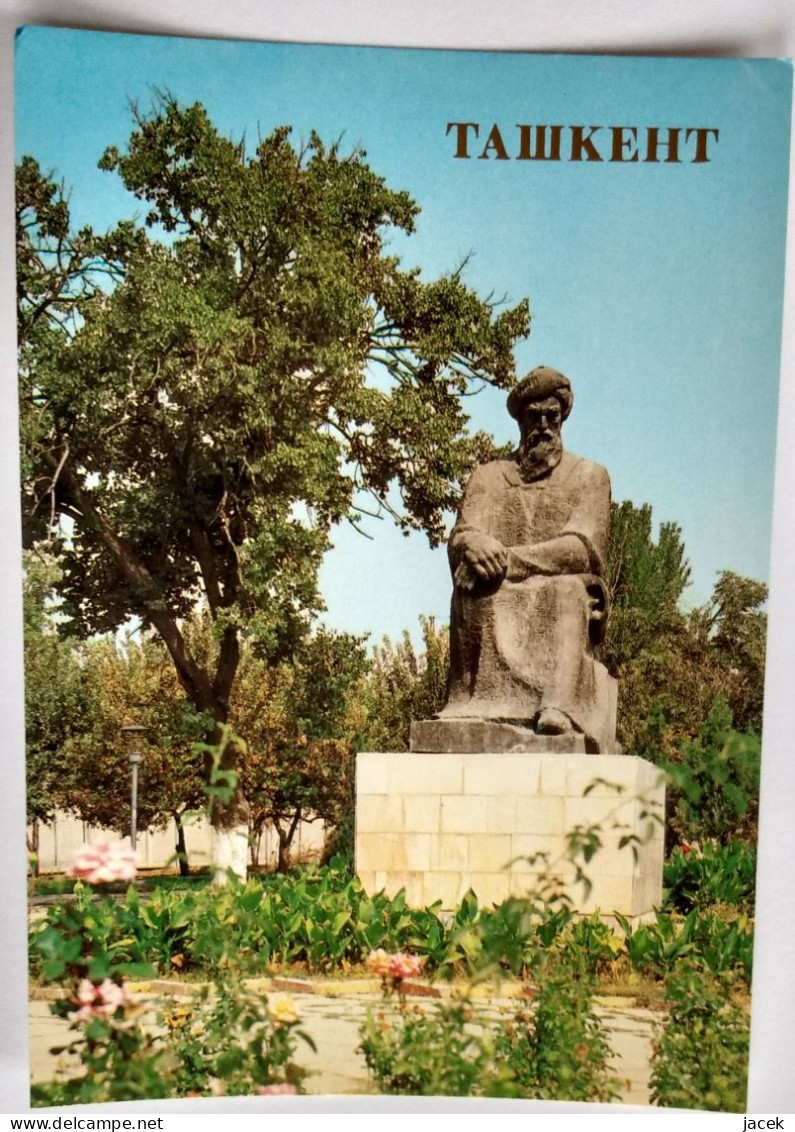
[120,725,147,851]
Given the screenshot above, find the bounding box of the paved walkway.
[29,983,658,1104]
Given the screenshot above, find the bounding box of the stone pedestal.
[410,719,588,754]
[355,751,664,925]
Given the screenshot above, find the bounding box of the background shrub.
[650,962,749,1112]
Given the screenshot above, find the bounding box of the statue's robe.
[440,451,616,752]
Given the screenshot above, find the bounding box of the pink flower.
[258,1083,298,1096]
[366,949,425,981]
[68,838,138,884]
[388,951,425,981]
[366,949,395,978]
[73,978,126,1022]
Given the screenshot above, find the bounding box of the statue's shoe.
[536,708,573,736]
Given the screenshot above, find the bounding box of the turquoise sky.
[15,28,793,647]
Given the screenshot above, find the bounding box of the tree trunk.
[207,726,250,885]
[213,825,250,884]
[250,820,264,872]
[276,809,302,873]
[173,812,190,877]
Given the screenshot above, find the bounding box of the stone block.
[463,754,541,795]
[441,794,490,834]
[356,752,391,795]
[356,793,404,833]
[404,795,441,833]
[539,757,567,793]
[515,794,565,834]
[586,838,630,876]
[410,718,587,754]
[391,754,464,795]
[356,831,392,871]
[355,750,664,921]
[431,834,469,871]
[566,757,634,799]
[469,834,513,873]
[486,795,518,833]
[357,869,375,893]
[422,871,467,908]
[401,833,432,873]
[384,871,425,906]
[470,872,510,907]
[508,870,546,898]
[510,833,566,869]
[578,874,634,916]
[564,794,637,832]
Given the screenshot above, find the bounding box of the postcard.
[5,22,794,1115]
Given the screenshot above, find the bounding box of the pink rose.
[389,952,425,981]
[69,838,138,884]
[366,949,425,981]
[73,978,126,1022]
[366,949,395,978]
[258,1083,298,1096]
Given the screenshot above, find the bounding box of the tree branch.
[42,450,219,715]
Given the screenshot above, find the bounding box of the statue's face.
[518,396,564,479]
[520,398,563,445]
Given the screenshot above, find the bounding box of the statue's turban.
[507,367,573,421]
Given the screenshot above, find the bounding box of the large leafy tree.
[18,98,529,870]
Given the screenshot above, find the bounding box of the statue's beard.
[518,432,563,481]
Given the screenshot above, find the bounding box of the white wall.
[28,811,326,874]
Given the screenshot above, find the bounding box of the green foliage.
[493,955,619,1103]
[602,501,691,673]
[663,841,757,915]
[53,632,208,840]
[18,98,528,752]
[614,909,753,983]
[321,819,355,870]
[650,962,750,1112]
[23,553,94,831]
[160,976,313,1097]
[31,966,308,1105]
[359,616,449,751]
[30,864,450,979]
[563,915,626,977]
[360,999,516,1097]
[31,857,754,988]
[359,947,617,1101]
[30,881,158,985]
[31,1010,168,1106]
[472,898,572,979]
[29,810,756,1104]
[598,502,767,770]
[663,702,761,844]
[702,571,768,733]
[232,627,368,869]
